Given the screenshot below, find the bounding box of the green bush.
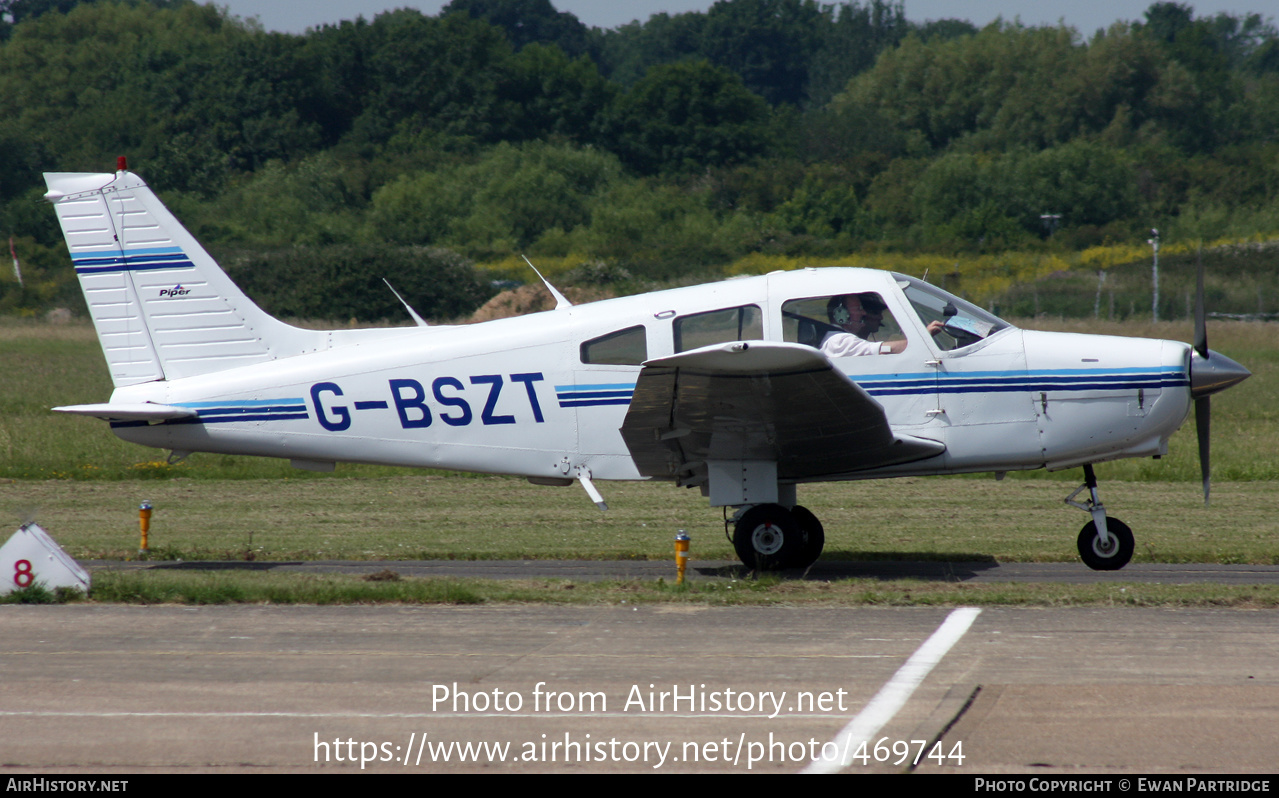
[221,244,496,322]
[368,141,623,254]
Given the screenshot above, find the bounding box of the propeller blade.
[1196,395,1211,505]
[1194,247,1208,360]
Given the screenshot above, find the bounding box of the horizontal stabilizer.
[52,403,199,422]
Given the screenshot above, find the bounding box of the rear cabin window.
[673,305,763,353]
[782,296,840,348]
[580,325,648,365]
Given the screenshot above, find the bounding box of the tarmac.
[85,558,1279,585]
[4,587,1279,773]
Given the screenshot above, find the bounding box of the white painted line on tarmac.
[802,606,982,774]
[0,710,839,720]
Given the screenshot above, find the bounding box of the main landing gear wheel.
[790,505,825,568]
[1076,518,1134,571]
[733,503,802,571]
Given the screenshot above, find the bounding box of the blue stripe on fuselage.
[556,383,635,409]
[859,366,1187,397]
[145,399,312,426]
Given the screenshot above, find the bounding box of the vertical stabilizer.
[44,168,322,387]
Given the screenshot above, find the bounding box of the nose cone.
[1191,349,1251,398]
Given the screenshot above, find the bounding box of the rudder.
[44,166,320,387]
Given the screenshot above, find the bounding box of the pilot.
[821,293,943,356]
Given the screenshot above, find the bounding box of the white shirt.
[820,331,881,357]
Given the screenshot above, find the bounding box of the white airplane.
[44,163,1250,571]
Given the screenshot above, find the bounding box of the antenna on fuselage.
[522,255,572,309]
[382,279,428,327]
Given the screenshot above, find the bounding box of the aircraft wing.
[52,403,199,422]
[620,341,944,481]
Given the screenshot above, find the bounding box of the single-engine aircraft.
[44,162,1251,571]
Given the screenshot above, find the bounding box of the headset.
[826,295,851,326]
[827,293,886,328]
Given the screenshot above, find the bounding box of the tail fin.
[44,167,322,387]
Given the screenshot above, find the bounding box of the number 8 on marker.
[14,559,32,588]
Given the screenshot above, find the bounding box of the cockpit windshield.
[893,273,1013,352]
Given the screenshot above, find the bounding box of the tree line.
[1,0,1277,319]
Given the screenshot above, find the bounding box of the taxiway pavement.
[3,604,1278,773]
[87,558,1279,585]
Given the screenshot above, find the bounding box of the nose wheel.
[1067,464,1135,570]
[1077,518,1134,571]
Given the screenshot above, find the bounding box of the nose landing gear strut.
[1066,464,1135,570]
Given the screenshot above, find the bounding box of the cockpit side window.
[580,325,648,365]
[782,293,909,356]
[895,274,1011,352]
[673,304,762,353]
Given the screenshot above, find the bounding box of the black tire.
[733,504,802,571]
[1076,518,1134,571]
[790,505,825,568]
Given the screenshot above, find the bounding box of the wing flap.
[621,341,943,481]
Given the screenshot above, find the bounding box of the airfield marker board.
[0,522,91,596]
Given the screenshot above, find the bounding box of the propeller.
[1188,249,1251,505]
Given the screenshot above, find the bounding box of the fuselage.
[104,267,1194,484]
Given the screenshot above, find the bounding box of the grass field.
[3,473,1278,564]
[1,315,1276,605]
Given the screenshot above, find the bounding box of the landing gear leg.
[1066,464,1134,570]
